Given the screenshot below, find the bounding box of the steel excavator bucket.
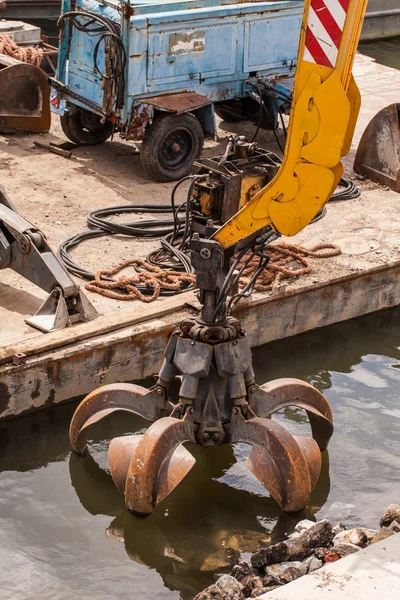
[354,103,400,193]
[0,55,51,133]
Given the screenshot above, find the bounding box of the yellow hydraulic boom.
[214,0,369,245]
[68,0,370,519]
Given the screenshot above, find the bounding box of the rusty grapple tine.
[249,378,334,451]
[69,383,171,455]
[111,416,196,515]
[230,410,321,513]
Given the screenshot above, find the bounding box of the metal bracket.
[0,191,98,332]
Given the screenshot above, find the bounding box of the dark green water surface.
[359,37,400,70]
[0,308,399,600]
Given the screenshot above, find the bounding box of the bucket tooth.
[69,383,172,454]
[230,410,319,512]
[250,378,334,451]
[121,416,196,515]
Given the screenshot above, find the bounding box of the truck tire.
[140,113,204,182]
[60,108,114,145]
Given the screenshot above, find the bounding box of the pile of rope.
[84,242,340,302]
[240,242,341,292]
[0,35,43,67]
[85,258,195,303]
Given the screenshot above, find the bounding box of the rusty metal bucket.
[0,55,51,133]
[354,103,400,193]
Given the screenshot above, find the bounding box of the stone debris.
[332,522,346,535]
[231,561,254,583]
[380,504,400,527]
[195,505,400,599]
[251,520,333,568]
[313,547,330,560]
[302,554,323,572]
[330,541,361,557]
[332,527,377,548]
[265,561,308,584]
[371,526,396,545]
[251,586,279,598]
[294,519,315,533]
[389,520,400,533]
[194,575,245,600]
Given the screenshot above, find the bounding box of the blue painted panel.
[243,13,301,72]
[53,0,304,129]
[147,21,237,85]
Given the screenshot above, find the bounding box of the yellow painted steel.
[213,0,369,248]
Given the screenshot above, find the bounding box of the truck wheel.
[140,113,204,182]
[60,108,113,145]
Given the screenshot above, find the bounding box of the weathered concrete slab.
[258,533,400,599]
[0,53,399,418]
[0,262,399,420]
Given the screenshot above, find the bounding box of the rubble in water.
[193,504,400,600]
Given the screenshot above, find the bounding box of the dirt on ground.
[0,53,399,343]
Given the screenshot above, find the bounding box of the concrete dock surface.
[259,533,400,599]
[0,51,399,416]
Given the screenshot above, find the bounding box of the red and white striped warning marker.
[304,0,350,68]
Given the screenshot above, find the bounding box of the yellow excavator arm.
[213,0,369,247]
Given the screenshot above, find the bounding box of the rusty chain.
[85,258,196,303]
[86,243,340,302]
[241,242,341,292]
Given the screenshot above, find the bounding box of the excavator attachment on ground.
[0,186,97,331]
[0,54,51,133]
[69,0,368,516]
[354,103,400,193]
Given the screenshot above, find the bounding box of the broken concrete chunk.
[251,587,280,598]
[241,575,264,593]
[332,522,346,535]
[331,541,360,557]
[389,520,400,533]
[332,527,376,548]
[371,527,396,545]
[262,574,280,587]
[285,520,334,561]
[308,557,323,572]
[302,554,323,573]
[294,519,315,533]
[380,504,400,528]
[251,520,333,569]
[265,561,308,584]
[251,542,287,569]
[313,547,330,560]
[193,575,246,600]
[231,561,254,583]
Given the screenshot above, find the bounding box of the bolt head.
[200,248,211,259]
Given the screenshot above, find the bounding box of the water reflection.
[68,438,330,598]
[0,307,398,599]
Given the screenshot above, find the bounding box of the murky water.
[359,37,400,70]
[0,308,399,600]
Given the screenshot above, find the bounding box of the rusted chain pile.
[240,242,341,292]
[0,35,43,67]
[85,258,196,303]
[86,243,340,303]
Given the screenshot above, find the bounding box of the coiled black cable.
[58,10,126,110]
